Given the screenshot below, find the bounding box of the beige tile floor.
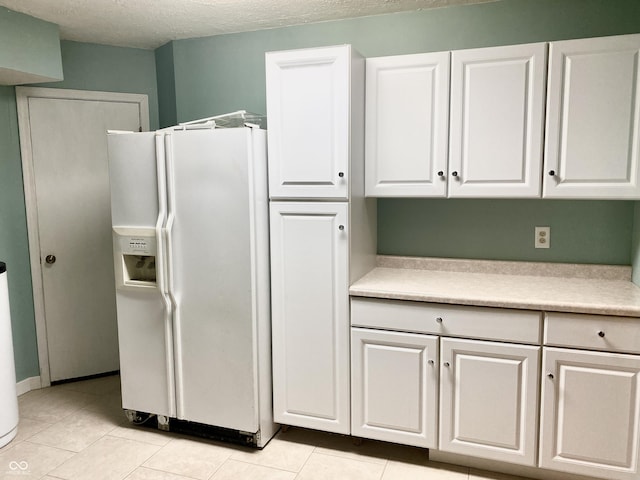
[0,375,531,480]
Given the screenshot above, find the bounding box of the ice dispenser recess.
[113,227,158,290]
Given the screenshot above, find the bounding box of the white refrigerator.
[107,118,276,447]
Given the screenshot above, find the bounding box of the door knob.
[45,255,56,265]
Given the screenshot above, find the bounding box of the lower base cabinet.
[351,328,438,448]
[439,338,540,467]
[540,347,640,480]
[349,297,640,480]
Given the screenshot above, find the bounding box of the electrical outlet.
[535,226,550,249]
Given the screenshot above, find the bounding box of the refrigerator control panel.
[121,236,156,256]
[113,228,158,290]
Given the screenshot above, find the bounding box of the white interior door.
[16,87,149,384]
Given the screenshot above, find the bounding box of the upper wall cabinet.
[266,45,356,200]
[365,52,450,197]
[544,34,640,199]
[365,43,547,198]
[448,42,547,198]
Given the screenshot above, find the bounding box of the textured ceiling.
[0,0,496,50]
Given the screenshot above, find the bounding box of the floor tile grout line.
[134,464,202,480]
[222,457,308,475]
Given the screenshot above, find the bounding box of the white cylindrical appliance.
[0,262,18,448]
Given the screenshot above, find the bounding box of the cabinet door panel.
[544,34,640,199]
[540,348,640,480]
[270,202,350,433]
[449,43,546,197]
[266,46,350,199]
[365,52,449,197]
[351,328,438,447]
[440,338,539,466]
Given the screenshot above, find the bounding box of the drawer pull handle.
[443,362,450,368]
[598,331,605,338]
[547,373,554,379]
[428,359,434,366]
[436,317,443,323]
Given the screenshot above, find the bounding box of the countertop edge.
[349,258,640,318]
[348,288,640,318]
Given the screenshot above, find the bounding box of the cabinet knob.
[437,171,444,178]
[338,172,344,178]
[548,170,556,176]
[435,317,443,323]
[598,330,605,338]
[547,373,554,379]
[45,254,57,265]
[443,362,450,368]
[338,225,345,231]
[451,171,458,177]
[428,359,434,366]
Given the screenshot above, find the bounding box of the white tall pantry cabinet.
[266,45,376,434]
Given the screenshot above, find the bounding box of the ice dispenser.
[113,228,158,289]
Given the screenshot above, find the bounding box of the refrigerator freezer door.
[165,128,262,432]
[107,131,176,418]
[108,132,160,228]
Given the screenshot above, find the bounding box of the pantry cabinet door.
[440,338,540,466]
[266,45,351,200]
[351,328,438,448]
[544,34,640,199]
[449,43,546,198]
[270,202,350,433]
[540,348,640,480]
[365,52,450,197]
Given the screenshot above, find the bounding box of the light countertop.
[349,256,640,317]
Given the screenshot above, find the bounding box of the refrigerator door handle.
[154,133,176,417]
[163,132,184,419]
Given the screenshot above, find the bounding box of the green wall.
[380,200,633,264]
[0,7,63,84]
[162,0,640,265]
[155,42,177,128]
[632,204,640,283]
[0,86,39,381]
[38,40,159,129]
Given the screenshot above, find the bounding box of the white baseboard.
[16,376,41,396]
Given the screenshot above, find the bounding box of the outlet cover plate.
[535,226,550,249]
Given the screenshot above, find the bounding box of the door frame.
[15,87,149,387]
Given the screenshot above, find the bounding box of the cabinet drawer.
[351,297,541,343]
[544,312,640,354]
